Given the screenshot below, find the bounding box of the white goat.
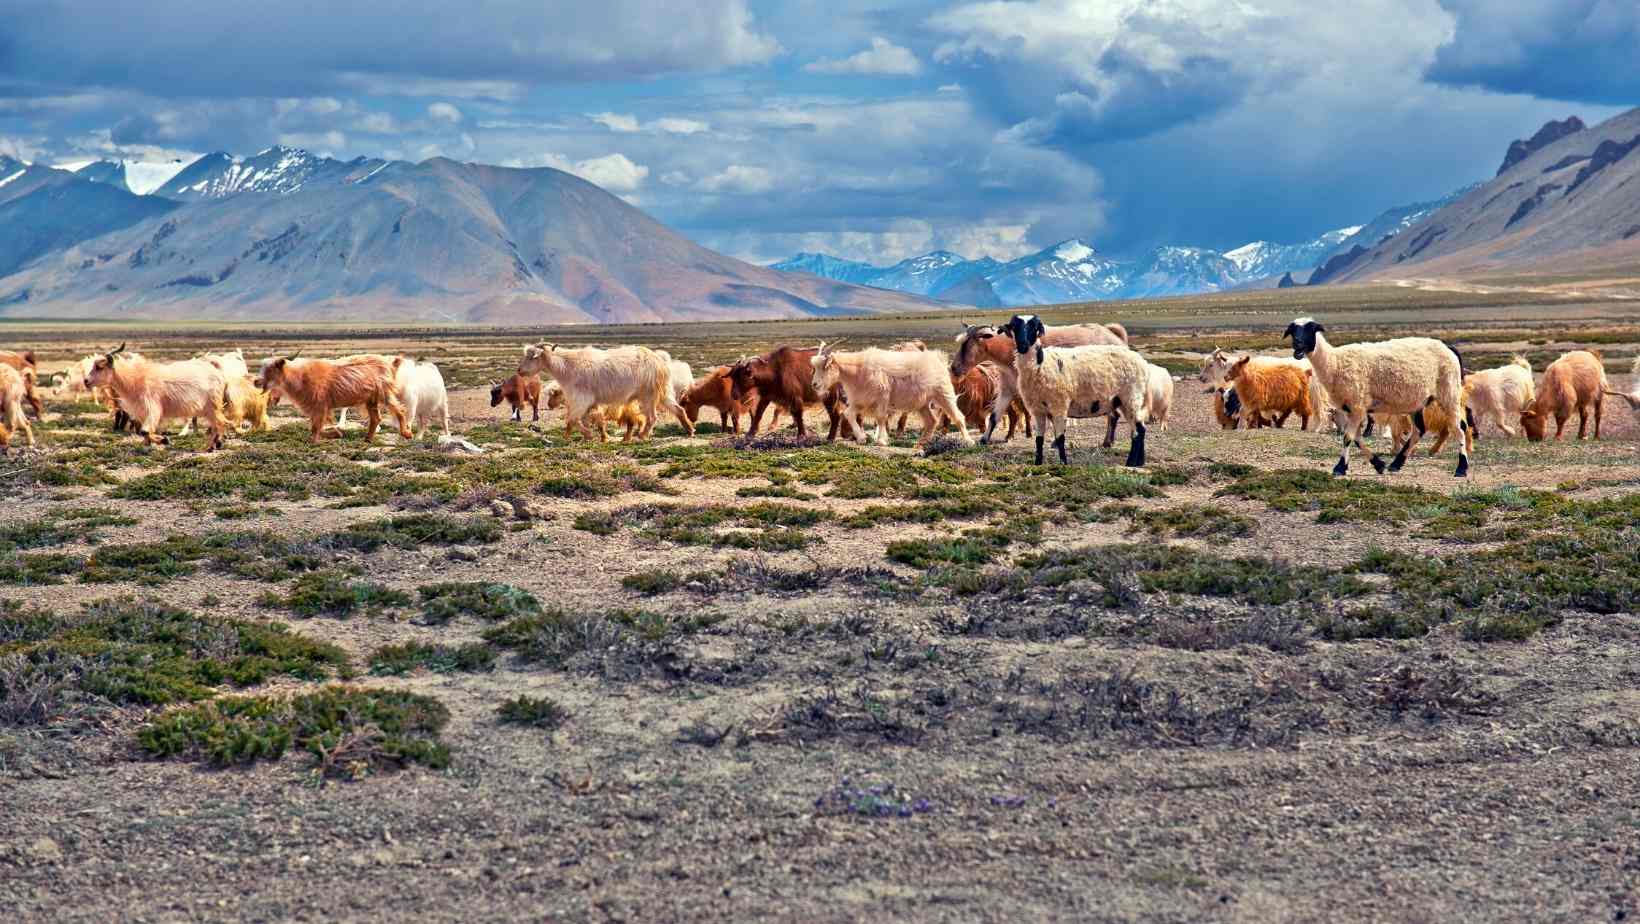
[1283,317,1470,477]
[1464,356,1534,437]
[392,357,450,438]
[653,350,694,404]
[1005,315,1152,467]
[517,343,693,441]
[809,341,971,451]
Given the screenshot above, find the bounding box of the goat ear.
[1281,325,1294,341]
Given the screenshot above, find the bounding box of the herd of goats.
[0,314,1636,480]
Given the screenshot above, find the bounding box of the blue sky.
[0,0,1631,264]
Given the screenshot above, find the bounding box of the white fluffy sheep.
[1006,315,1151,467]
[1144,362,1173,430]
[1283,317,1471,477]
[652,350,694,403]
[1464,356,1534,437]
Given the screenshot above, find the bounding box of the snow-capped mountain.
[1121,246,1244,299]
[64,159,191,196]
[871,251,1001,297]
[769,253,881,286]
[986,240,1127,305]
[1224,226,1360,280]
[154,146,386,200]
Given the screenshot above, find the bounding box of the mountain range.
[1322,109,1640,285]
[0,148,943,322]
[4,107,1636,321]
[772,212,1429,306]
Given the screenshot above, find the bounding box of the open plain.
[4,286,1640,922]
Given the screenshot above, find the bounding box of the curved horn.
[107,342,127,358]
[285,349,302,362]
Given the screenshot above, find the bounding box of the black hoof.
[979,435,992,446]
[1369,455,1387,474]
[1332,460,1349,477]
[1455,456,1469,478]
[1387,454,1407,473]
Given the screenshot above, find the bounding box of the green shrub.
[369,642,496,675]
[262,571,411,619]
[417,582,541,623]
[137,686,450,775]
[497,694,568,729]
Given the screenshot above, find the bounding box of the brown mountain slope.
[1326,108,1640,286]
[0,157,948,322]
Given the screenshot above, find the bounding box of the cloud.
[592,113,710,134]
[537,152,650,192]
[804,37,923,76]
[1,1,781,99]
[697,164,777,194]
[275,130,347,154]
[427,102,464,124]
[1427,0,1640,104]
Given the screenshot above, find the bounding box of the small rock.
[27,837,62,863]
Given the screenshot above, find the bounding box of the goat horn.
[285,349,302,362]
[107,342,126,358]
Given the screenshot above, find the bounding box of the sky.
[0,0,1632,265]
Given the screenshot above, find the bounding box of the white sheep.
[392,357,451,439]
[1283,317,1471,477]
[1005,315,1152,467]
[1464,356,1534,437]
[1144,362,1174,431]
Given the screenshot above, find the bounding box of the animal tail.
[1440,339,1465,377]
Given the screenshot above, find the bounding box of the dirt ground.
[4,307,1640,922]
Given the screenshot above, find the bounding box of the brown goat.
[1522,350,1607,441]
[0,350,43,419]
[943,363,1028,439]
[490,373,542,422]
[679,366,760,435]
[726,346,845,440]
[254,353,409,443]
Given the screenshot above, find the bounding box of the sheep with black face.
[1003,314,1152,467]
[1283,317,1472,478]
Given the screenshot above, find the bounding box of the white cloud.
[804,37,923,76]
[592,112,710,134]
[275,130,346,153]
[652,117,709,135]
[539,152,650,192]
[697,164,776,194]
[354,112,400,133]
[427,102,464,124]
[713,220,1040,266]
[591,112,642,133]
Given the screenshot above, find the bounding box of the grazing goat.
[224,376,271,432]
[810,342,971,451]
[1463,356,1534,438]
[1284,317,1471,477]
[253,353,408,443]
[1197,349,1317,430]
[518,343,692,441]
[680,366,760,435]
[0,350,43,419]
[391,357,450,439]
[1522,350,1607,441]
[0,364,36,449]
[85,344,231,450]
[953,320,1127,445]
[491,373,542,422]
[1004,315,1151,466]
[727,346,844,440]
[1603,356,1640,413]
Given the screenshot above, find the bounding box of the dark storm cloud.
[0,0,780,99]
[1428,0,1640,104]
